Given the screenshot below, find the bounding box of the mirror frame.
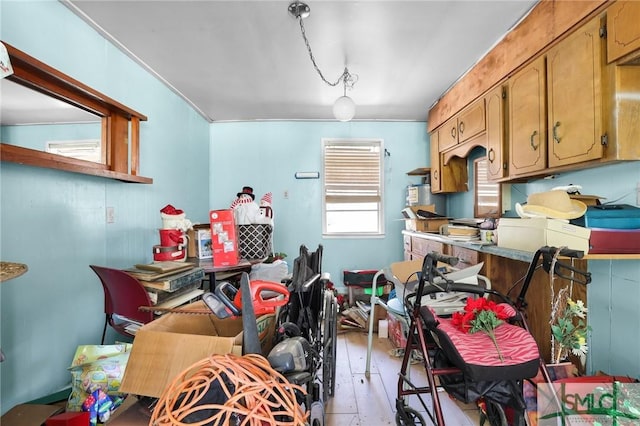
[0,41,152,184]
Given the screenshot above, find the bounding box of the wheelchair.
[268,244,338,425]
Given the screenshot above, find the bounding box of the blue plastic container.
[572,204,640,229]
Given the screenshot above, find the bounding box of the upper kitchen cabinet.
[607,0,640,64]
[508,56,547,177]
[546,15,604,168]
[429,128,468,194]
[484,84,507,181]
[438,99,486,152]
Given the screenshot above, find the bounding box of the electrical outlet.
[106,206,115,223]
[284,190,289,199]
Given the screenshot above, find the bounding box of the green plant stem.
[486,330,504,362]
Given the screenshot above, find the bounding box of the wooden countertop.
[402,230,640,261]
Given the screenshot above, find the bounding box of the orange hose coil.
[151,353,309,425]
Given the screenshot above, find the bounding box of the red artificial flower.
[451,296,507,362]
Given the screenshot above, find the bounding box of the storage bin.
[497,218,590,253]
[572,204,640,229]
[343,269,388,305]
[238,224,273,260]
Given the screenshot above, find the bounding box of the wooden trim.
[0,144,152,184]
[442,133,486,165]
[1,40,151,184]
[4,41,147,121]
[109,114,130,174]
[130,117,140,176]
[427,0,608,132]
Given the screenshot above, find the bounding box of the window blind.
[324,141,381,204]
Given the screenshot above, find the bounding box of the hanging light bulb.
[333,67,356,121]
[289,1,358,122]
[333,95,355,122]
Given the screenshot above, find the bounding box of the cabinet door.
[607,1,640,63]
[440,115,459,151]
[450,246,480,268]
[412,237,445,258]
[457,99,486,144]
[485,85,507,180]
[429,130,442,193]
[547,16,604,168]
[508,56,547,176]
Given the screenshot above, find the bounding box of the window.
[323,139,384,236]
[474,157,503,218]
[46,140,101,163]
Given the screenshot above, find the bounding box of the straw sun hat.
[516,190,587,220]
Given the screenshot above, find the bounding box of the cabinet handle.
[458,121,465,136]
[530,130,538,150]
[433,170,438,180]
[488,148,495,163]
[450,126,457,140]
[553,121,561,143]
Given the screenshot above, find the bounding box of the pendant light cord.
[294,9,358,91]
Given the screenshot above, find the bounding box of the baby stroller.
[395,246,591,426]
[268,244,338,425]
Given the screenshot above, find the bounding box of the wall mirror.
[474,157,502,218]
[1,79,104,162]
[0,41,152,183]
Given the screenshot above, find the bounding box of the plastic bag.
[250,259,288,283]
[67,344,132,412]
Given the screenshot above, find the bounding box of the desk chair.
[90,265,154,344]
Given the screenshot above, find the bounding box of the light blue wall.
[210,121,430,287]
[0,0,210,413]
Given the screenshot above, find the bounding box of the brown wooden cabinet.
[411,237,446,260]
[508,56,547,177]
[439,115,460,152]
[547,16,605,168]
[428,2,640,187]
[607,0,640,63]
[438,99,486,152]
[429,128,468,194]
[449,245,480,268]
[484,84,507,180]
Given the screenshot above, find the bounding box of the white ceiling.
[26,1,540,123]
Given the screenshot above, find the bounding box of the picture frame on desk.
[195,229,213,259]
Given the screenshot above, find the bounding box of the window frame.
[322,138,385,238]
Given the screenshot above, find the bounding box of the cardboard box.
[187,224,212,258]
[1,404,64,426]
[402,204,449,233]
[497,218,590,253]
[119,301,275,398]
[545,218,591,253]
[209,209,239,266]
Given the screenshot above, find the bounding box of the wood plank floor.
[324,330,482,426]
